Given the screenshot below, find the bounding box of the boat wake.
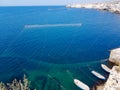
[24,23,82,28]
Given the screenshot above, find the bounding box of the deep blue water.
[0,6,120,90]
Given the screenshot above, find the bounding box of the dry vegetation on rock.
[0,75,34,90]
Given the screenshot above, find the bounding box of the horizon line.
[0,1,112,7]
[0,5,66,7]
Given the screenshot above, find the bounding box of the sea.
[0,6,120,90]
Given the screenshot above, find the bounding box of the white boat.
[101,64,111,73]
[74,79,90,90]
[91,70,106,80]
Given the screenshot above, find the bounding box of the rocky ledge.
[67,1,120,14]
[109,48,120,65]
[96,48,120,90]
[103,66,120,90]
[96,66,120,90]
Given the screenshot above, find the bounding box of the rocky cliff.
[109,48,120,65]
[103,66,120,90]
[96,48,120,90]
[67,1,120,14]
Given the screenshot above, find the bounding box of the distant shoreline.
[66,1,120,14]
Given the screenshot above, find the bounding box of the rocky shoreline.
[96,65,120,90]
[96,48,120,90]
[66,1,120,14]
[103,65,120,90]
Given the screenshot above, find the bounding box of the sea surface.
[0,6,120,90]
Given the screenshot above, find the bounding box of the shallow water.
[0,6,120,90]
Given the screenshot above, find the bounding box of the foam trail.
[24,23,82,28]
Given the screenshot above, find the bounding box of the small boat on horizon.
[91,70,106,80]
[101,64,111,73]
[74,79,90,90]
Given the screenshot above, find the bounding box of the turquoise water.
[0,6,120,90]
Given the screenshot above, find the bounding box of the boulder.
[109,48,120,65]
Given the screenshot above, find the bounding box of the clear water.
[0,6,120,90]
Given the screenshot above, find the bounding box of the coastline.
[66,1,120,14]
[95,65,120,90]
[0,6,120,90]
[94,48,120,90]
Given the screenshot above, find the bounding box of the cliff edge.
[96,48,120,90]
[67,1,120,14]
[103,66,120,90]
[109,48,120,65]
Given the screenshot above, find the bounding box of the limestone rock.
[109,48,120,65]
[103,66,120,90]
[67,1,120,14]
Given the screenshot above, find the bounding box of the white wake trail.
[24,23,82,28]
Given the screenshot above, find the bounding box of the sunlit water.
[0,6,120,90]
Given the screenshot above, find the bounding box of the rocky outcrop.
[109,48,120,65]
[103,66,120,90]
[0,75,33,90]
[96,66,120,90]
[96,48,120,90]
[67,1,120,14]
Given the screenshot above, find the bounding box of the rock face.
[103,66,120,90]
[67,1,120,14]
[96,48,120,90]
[109,48,120,65]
